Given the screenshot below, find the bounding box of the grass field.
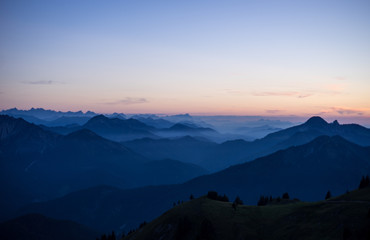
[125,188,370,240]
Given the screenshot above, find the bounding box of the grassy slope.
[0,213,99,240]
[126,188,370,240]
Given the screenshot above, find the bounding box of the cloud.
[252,91,314,98]
[102,97,148,105]
[252,91,298,97]
[224,89,247,96]
[335,108,364,116]
[318,107,368,116]
[22,80,63,85]
[225,87,347,99]
[266,109,283,114]
[298,93,313,98]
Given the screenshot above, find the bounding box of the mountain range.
[123,116,370,171]
[17,135,370,233]
[1,108,297,140]
[40,114,220,142]
[0,115,207,219]
[2,112,370,235]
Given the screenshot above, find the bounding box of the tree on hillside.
[220,194,229,202]
[110,231,116,240]
[190,194,194,200]
[257,196,267,206]
[359,175,370,189]
[234,196,243,205]
[325,191,332,200]
[282,192,290,199]
[232,196,243,210]
[207,191,218,200]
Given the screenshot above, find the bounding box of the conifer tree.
[282,192,290,199]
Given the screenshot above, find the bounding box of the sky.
[0,0,369,120]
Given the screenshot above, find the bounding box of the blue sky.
[0,0,369,119]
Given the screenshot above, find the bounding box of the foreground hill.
[0,213,99,240]
[125,188,370,240]
[0,115,207,219]
[19,135,370,233]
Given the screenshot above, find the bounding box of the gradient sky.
[1,0,369,118]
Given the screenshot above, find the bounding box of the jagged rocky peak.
[332,120,340,126]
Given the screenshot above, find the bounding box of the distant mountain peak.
[304,116,328,126]
[90,114,107,120]
[85,114,109,124]
[332,120,340,126]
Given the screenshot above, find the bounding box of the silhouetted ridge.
[0,114,58,141]
[168,123,215,132]
[65,129,102,140]
[304,116,328,127]
[221,139,250,146]
[298,135,357,152]
[124,118,153,128]
[87,114,108,122]
[85,114,152,130]
[170,123,194,130]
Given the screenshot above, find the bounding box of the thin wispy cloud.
[21,80,63,85]
[335,107,364,116]
[266,109,283,114]
[253,91,314,98]
[225,89,315,98]
[318,107,368,116]
[252,91,298,97]
[298,94,313,98]
[224,89,247,96]
[102,97,148,105]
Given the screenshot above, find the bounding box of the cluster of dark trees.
[207,191,229,202]
[97,231,116,240]
[173,200,184,207]
[359,175,370,189]
[257,192,290,206]
[121,221,147,239]
[206,191,244,210]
